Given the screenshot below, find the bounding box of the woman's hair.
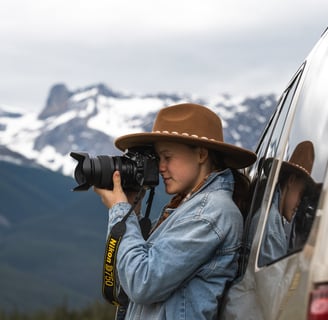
[208,149,251,217]
[231,169,251,217]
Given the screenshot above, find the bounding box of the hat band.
[292,163,311,175]
[153,130,218,142]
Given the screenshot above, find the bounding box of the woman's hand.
[94,171,128,208]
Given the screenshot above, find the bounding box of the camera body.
[70,147,159,191]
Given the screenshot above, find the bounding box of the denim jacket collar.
[184,168,234,202]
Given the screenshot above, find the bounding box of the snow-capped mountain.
[0,83,277,176]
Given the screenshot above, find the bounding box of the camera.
[70,147,159,191]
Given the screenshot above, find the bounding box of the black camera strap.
[139,187,155,239]
[102,187,155,306]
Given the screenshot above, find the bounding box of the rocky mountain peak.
[38,83,72,120]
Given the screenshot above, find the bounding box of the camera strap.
[102,187,155,306]
[139,187,155,239]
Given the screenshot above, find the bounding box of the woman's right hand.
[94,171,128,209]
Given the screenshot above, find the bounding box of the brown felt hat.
[115,103,257,169]
[264,140,315,183]
[281,141,315,179]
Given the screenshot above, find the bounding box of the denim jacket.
[106,169,243,320]
[249,187,289,266]
[261,188,289,265]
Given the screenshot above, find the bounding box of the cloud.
[0,0,327,111]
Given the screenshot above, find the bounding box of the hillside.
[0,161,168,312]
[0,161,104,311]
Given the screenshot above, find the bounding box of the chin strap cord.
[102,186,155,307]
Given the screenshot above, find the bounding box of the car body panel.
[221,27,328,320]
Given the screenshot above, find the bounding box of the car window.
[238,68,303,274]
[249,48,328,267]
[242,64,306,265]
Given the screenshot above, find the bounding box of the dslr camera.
[70,147,159,191]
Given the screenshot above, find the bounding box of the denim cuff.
[108,202,132,223]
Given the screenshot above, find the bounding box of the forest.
[0,301,116,320]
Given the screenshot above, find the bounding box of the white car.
[220,27,328,319]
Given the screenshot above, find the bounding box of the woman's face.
[155,141,208,195]
[280,175,306,221]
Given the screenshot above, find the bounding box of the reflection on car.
[249,140,318,267]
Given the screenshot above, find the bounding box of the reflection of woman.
[94,103,256,319]
[249,141,315,266]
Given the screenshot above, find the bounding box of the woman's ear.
[198,147,209,164]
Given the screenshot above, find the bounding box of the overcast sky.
[1,0,327,112]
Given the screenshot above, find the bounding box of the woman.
[95,103,256,319]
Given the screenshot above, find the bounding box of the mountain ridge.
[0,83,277,176]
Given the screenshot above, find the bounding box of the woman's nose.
[158,159,166,173]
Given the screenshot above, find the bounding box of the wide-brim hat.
[115,103,257,169]
[264,140,315,185]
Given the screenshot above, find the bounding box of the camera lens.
[70,149,159,192]
[96,156,116,189]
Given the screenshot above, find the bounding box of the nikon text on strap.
[102,187,154,306]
